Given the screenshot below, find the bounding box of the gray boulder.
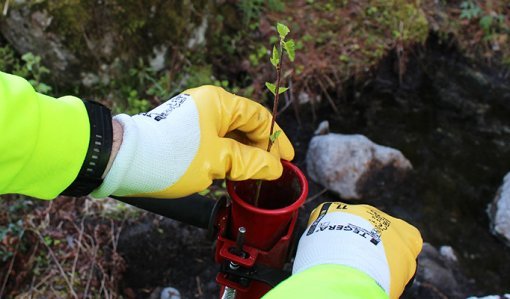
[487,172,510,247]
[404,243,470,299]
[306,133,412,199]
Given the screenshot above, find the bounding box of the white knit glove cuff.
[91,94,200,198]
[292,212,391,295]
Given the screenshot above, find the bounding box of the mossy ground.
[3,0,507,112]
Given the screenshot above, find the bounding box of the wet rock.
[306,133,412,199]
[404,243,470,299]
[487,172,510,247]
[417,243,461,295]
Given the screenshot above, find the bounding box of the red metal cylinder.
[227,160,308,252]
[218,161,308,299]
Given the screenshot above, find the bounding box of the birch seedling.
[254,22,295,207]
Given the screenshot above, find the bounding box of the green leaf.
[278,86,289,94]
[283,39,296,62]
[266,82,276,95]
[198,189,210,196]
[44,236,53,246]
[277,23,290,39]
[270,45,280,67]
[265,82,289,95]
[479,15,493,32]
[270,130,282,142]
[339,54,350,62]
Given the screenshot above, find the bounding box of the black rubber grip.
[111,194,217,229]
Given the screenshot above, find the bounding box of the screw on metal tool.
[236,227,246,254]
[229,261,239,270]
[221,286,237,299]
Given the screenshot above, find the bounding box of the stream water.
[280,43,510,296]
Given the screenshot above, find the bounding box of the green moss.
[425,1,510,65]
[253,0,430,96]
[363,0,429,46]
[10,0,506,112]
[20,0,209,66]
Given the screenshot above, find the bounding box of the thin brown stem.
[267,41,285,152]
[254,39,285,207]
[70,218,85,288]
[36,231,78,299]
[304,188,328,206]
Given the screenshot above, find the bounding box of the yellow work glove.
[91,86,294,198]
[292,202,422,299]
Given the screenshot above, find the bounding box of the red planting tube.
[217,161,308,299]
[227,160,308,252]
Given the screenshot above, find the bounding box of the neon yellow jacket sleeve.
[263,264,389,299]
[0,71,89,199]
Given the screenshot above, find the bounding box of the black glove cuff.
[61,101,113,197]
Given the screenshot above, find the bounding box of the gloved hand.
[91,86,294,198]
[291,202,422,299]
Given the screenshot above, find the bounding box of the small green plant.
[112,59,166,114]
[109,57,238,115]
[0,45,22,73]
[199,180,228,200]
[479,14,506,39]
[0,220,24,262]
[264,23,295,151]
[459,1,507,42]
[460,1,482,20]
[238,0,265,28]
[124,89,151,115]
[21,53,53,94]
[249,45,269,67]
[238,0,285,28]
[254,22,295,207]
[0,46,53,93]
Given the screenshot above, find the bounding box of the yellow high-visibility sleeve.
[0,71,89,199]
[263,264,388,299]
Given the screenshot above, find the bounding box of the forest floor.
[1,1,509,298]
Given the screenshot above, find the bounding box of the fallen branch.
[70,218,85,288]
